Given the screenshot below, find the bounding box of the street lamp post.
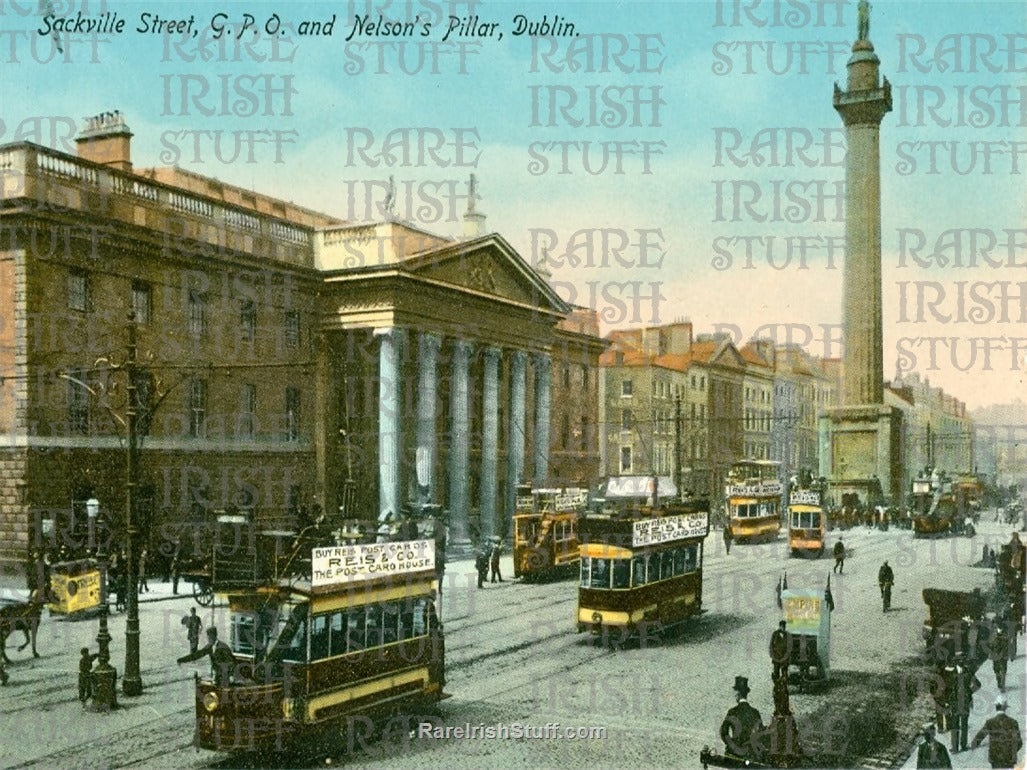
[122,312,143,697]
[87,497,118,711]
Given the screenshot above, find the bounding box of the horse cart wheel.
[193,581,214,607]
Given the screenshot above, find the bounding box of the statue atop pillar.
[857,0,870,42]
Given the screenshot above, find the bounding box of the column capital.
[373,326,406,341]
[419,330,443,352]
[484,345,503,361]
[451,338,475,356]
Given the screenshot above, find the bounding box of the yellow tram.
[513,486,587,580]
[725,460,783,542]
[190,534,446,753]
[787,487,827,557]
[577,497,709,643]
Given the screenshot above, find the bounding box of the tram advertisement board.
[311,539,435,587]
[632,512,709,547]
[726,482,784,497]
[789,490,821,507]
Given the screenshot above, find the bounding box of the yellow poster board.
[49,566,102,615]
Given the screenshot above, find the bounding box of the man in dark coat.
[878,560,894,612]
[78,647,98,704]
[833,538,845,573]
[769,620,790,681]
[475,547,489,589]
[177,626,235,688]
[489,538,503,583]
[723,525,733,555]
[939,652,981,753]
[970,697,1022,769]
[916,723,952,769]
[719,676,765,761]
[181,607,203,654]
[989,622,1009,691]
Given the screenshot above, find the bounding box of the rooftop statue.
[857,0,870,42]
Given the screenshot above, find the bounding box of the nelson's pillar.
[819,1,903,506]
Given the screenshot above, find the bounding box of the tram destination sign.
[311,539,435,587]
[632,512,709,547]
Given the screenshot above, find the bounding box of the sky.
[2,0,1025,408]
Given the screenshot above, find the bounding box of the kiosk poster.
[1,0,1023,767]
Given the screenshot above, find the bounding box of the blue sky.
[2,0,1024,407]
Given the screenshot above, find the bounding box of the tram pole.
[674,395,683,498]
[122,312,143,697]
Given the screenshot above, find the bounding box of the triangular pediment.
[712,341,746,369]
[403,234,569,315]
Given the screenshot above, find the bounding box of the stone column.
[480,347,501,541]
[375,327,404,524]
[505,350,527,535]
[533,352,552,484]
[416,332,442,505]
[448,339,472,550]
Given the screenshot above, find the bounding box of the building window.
[284,310,301,348]
[562,414,570,449]
[615,352,624,366]
[67,367,89,434]
[238,383,256,439]
[285,386,301,441]
[622,409,632,430]
[620,446,632,473]
[188,291,207,337]
[240,299,256,341]
[131,281,151,324]
[580,416,588,451]
[621,379,633,397]
[580,364,588,388]
[189,379,207,438]
[562,365,570,388]
[68,270,88,311]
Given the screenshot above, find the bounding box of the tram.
[189,519,446,753]
[577,496,710,643]
[787,485,827,558]
[513,486,587,580]
[725,460,783,542]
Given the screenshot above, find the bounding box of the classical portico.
[315,223,568,549]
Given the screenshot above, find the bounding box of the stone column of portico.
[448,339,473,552]
[479,347,501,541]
[375,327,404,524]
[533,352,551,485]
[416,332,442,506]
[505,350,527,538]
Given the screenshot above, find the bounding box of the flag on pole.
[782,571,788,590]
[776,575,782,609]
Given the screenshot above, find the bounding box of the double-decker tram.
[190,526,446,753]
[725,460,783,542]
[513,486,587,580]
[788,484,827,558]
[577,496,710,645]
[912,470,963,537]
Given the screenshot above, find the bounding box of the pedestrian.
[878,560,894,612]
[181,607,203,654]
[489,537,503,583]
[770,620,790,682]
[971,697,1022,769]
[138,548,149,593]
[941,652,981,753]
[170,543,180,596]
[719,676,765,762]
[0,654,8,686]
[916,723,952,769]
[475,547,489,589]
[833,538,845,574]
[723,524,733,555]
[989,622,1009,691]
[177,626,235,688]
[78,646,98,705]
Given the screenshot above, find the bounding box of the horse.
[0,600,42,663]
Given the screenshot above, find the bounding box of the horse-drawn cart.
[177,560,214,607]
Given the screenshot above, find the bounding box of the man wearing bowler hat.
[720,676,765,761]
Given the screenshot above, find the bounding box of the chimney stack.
[76,110,133,172]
